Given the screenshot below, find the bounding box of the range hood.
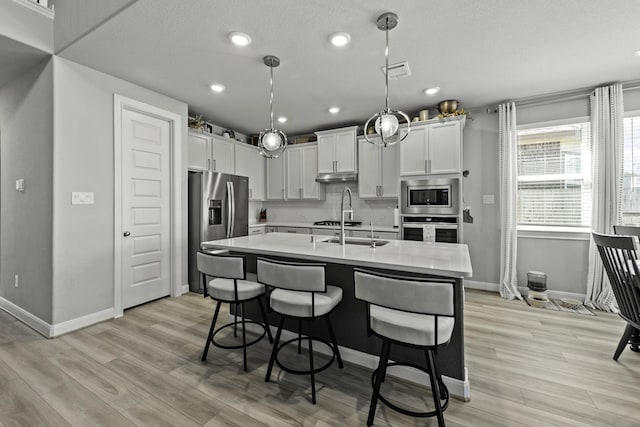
[315,172,358,183]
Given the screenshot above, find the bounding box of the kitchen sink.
[322,238,389,247]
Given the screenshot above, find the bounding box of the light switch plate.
[483,194,495,204]
[15,179,24,192]
[71,192,94,205]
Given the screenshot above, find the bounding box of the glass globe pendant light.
[364,12,410,147]
[258,55,287,159]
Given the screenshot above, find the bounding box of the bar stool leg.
[298,319,303,354]
[426,349,445,427]
[202,301,222,361]
[257,297,273,343]
[233,303,238,337]
[241,302,248,372]
[265,314,285,382]
[308,324,316,405]
[325,316,344,368]
[367,340,391,426]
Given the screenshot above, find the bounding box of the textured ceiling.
[57,0,640,135]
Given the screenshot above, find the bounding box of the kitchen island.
[202,232,473,399]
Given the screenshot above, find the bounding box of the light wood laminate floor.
[1,289,639,426]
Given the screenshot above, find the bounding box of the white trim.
[0,296,51,337]
[517,227,591,241]
[182,284,189,294]
[464,280,499,292]
[624,109,640,118]
[113,95,184,317]
[12,0,54,18]
[50,308,114,337]
[239,317,471,400]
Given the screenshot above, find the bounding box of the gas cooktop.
[313,220,362,227]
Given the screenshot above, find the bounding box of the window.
[517,121,592,227]
[622,114,640,223]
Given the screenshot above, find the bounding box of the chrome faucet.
[340,187,353,245]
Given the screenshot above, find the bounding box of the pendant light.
[364,12,410,147]
[258,55,287,159]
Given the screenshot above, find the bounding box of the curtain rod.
[486,80,640,113]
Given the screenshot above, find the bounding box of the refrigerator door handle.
[229,181,236,237]
[226,181,232,238]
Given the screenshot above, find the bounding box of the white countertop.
[249,222,399,233]
[202,232,472,278]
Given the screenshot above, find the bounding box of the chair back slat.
[354,269,454,316]
[197,252,245,280]
[593,232,640,325]
[257,258,326,292]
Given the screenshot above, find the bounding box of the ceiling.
[57,0,640,136]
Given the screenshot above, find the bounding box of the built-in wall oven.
[400,177,459,215]
[402,216,459,243]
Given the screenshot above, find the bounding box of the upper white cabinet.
[358,137,399,199]
[187,131,212,171]
[266,154,286,200]
[399,118,463,176]
[187,131,236,174]
[211,135,235,174]
[315,126,358,174]
[235,143,265,201]
[286,143,324,200]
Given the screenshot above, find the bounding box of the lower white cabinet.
[312,228,340,237]
[249,226,266,235]
[275,226,311,234]
[235,144,265,201]
[350,230,398,240]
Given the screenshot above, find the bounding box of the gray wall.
[52,56,188,324]
[0,58,54,322]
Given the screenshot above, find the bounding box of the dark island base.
[232,252,465,384]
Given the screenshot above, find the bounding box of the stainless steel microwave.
[400,177,459,215]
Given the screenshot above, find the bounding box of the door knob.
[123,231,131,237]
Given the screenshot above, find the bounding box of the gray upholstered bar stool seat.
[354,268,456,427]
[257,257,344,405]
[198,251,273,372]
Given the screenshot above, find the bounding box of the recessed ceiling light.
[228,32,251,46]
[210,83,225,93]
[329,32,351,47]
[277,116,287,123]
[635,49,640,57]
[424,87,440,96]
[328,106,340,114]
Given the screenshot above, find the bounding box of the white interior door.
[121,109,171,309]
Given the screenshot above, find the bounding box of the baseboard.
[229,314,470,400]
[465,281,586,301]
[0,296,51,337]
[50,308,114,337]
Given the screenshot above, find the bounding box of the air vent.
[381,61,411,80]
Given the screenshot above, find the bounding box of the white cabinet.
[315,126,358,174]
[266,154,286,200]
[187,132,211,171]
[312,228,340,237]
[235,144,265,201]
[350,230,399,240]
[249,226,266,235]
[211,135,236,174]
[358,137,399,199]
[275,226,311,234]
[286,144,324,200]
[399,118,463,176]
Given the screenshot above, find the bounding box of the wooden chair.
[592,232,640,360]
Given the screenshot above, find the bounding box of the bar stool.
[354,268,456,427]
[257,257,344,404]
[198,251,273,371]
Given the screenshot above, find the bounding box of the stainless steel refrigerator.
[188,171,249,292]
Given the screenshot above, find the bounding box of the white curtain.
[498,102,522,300]
[586,84,624,312]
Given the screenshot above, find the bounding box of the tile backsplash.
[250,183,397,226]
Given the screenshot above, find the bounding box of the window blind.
[517,123,591,226]
[622,116,640,220]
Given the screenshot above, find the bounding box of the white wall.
[0,58,54,322]
[52,56,188,324]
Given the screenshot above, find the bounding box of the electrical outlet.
[71,191,94,205]
[482,194,495,204]
[14,274,19,287]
